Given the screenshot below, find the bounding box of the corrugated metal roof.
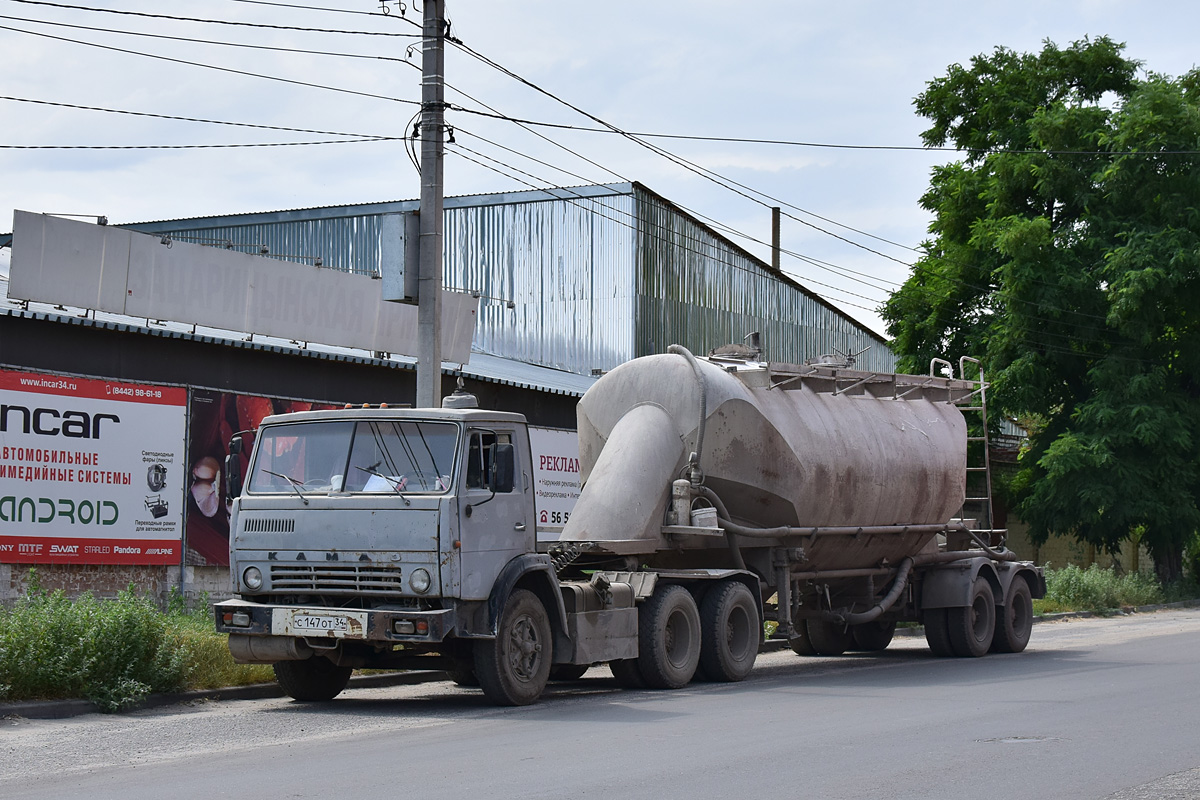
[0,304,596,398]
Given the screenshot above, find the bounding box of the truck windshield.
[344,421,457,493]
[246,419,458,496]
[247,421,354,494]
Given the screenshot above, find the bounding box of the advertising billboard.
[0,369,187,564]
[185,389,337,566]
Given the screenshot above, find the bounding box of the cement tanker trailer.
[216,341,1043,706]
[556,343,1045,677]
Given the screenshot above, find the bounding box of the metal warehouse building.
[0,181,892,602]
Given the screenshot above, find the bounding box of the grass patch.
[0,570,273,711]
[1033,564,1186,615]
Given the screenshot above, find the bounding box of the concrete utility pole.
[416,0,446,408]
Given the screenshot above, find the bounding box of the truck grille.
[242,518,295,533]
[270,564,404,595]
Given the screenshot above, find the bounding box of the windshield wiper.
[262,469,310,506]
[355,463,412,506]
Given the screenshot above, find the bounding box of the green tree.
[883,37,1200,582]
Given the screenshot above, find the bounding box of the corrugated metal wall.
[633,187,896,373]
[150,215,384,276]
[445,191,635,375]
[128,184,894,375]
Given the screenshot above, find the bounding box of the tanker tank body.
[559,347,970,579]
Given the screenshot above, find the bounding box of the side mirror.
[225,435,244,499]
[490,443,515,494]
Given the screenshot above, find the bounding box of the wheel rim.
[726,606,753,659]
[506,613,543,682]
[970,594,990,641]
[665,608,694,668]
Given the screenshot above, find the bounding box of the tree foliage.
[883,37,1200,581]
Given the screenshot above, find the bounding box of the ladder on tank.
[932,356,1004,546]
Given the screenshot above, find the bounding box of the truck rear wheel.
[699,581,759,682]
[991,576,1033,654]
[609,658,647,688]
[851,619,896,651]
[474,589,552,706]
[806,618,855,656]
[273,657,352,702]
[637,584,701,689]
[947,577,996,658]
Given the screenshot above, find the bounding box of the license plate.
[271,609,368,638]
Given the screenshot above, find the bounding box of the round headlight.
[243,566,263,590]
[409,568,431,594]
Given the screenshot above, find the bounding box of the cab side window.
[465,431,513,491]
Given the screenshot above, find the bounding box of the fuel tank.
[559,350,968,561]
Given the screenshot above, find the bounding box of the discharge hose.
[667,344,707,484]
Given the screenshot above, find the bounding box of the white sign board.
[529,426,581,542]
[9,211,478,364]
[0,369,187,565]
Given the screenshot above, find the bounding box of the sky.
[2,0,1199,337]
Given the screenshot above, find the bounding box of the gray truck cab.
[215,406,560,702]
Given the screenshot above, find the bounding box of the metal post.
[416,0,446,408]
[771,206,781,270]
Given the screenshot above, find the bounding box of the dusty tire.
[788,623,817,656]
[473,589,552,706]
[991,577,1033,654]
[806,618,855,656]
[698,581,760,682]
[637,584,702,689]
[923,608,954,657]
[609,658,647,689]
[947,576,996,658]
[549,664,590,681]
[447,657,479,687]
[851,620,897,651]
[273,658,352,702]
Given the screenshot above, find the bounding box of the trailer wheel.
[991,577,1033,654]
[273,657,352,702]
[806,618,855,656]
[923,608,954,657]
[947,577,996,658]
[851,620,896,651]
[699,581,759,682]
[788,624,817,656]
[637,585,702,689]
[474,589,552,706]
[609,658,647,689]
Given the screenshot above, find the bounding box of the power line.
[450,107,1200,157]
[0,24,422,106]
[227,0,403,18]
[6,0,422,36]
[0,12,412,62]
[0,139,393,149]
[0,96,389,139]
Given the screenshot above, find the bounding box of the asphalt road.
[3,609,1199,800]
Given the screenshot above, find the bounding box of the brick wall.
[0,563,234,607]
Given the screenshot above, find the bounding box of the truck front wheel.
[474,589,552,706]
[273,657,352,702]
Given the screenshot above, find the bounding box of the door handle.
[514,522,526,531]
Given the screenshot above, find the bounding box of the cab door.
[455,428,532,600]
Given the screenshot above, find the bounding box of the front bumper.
[214,598,457,645]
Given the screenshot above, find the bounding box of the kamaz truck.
[215,344,1044,705]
